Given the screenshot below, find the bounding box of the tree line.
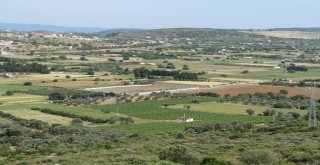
[0,62,50,74]
[133,67,198,81]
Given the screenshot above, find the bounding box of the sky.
[0,0,319,29]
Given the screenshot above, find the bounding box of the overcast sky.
[0,0,319,29]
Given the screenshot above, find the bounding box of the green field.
[216,68,320,80]
[0,103,118,120]
[0,94,48,103]
[96,97,273,134]
[0,84,36,95]
[171,102,308,116]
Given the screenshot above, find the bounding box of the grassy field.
[0,103,116,119]
[96,97,273,134]
[0,94,48,103]
[171,102,308,116]
[1,109,74,125]
[247,30,320,39]
[0,84,36,95]
[206,68,320,80]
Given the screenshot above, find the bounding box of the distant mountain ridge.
[0,22,106,33]
[268,28,320,33]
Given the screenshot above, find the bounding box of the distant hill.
[0,22,106,33]
[268,28,320,33]
[96,29,143,36]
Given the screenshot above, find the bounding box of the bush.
[246,109,254,116]
[24,82,32,86]
[182,65,189,70]
[241,70,249,74]
[200,157,227,165]
[263,109,276,116]
[279,89,288,95]
[239,150,276,164]
[273,102,292,108]
[176,132,185,139]
[87,71,95,75]
[5,91,14,96]
[288,152,313,163]
[159,146,199,165]
[48,92,66,101]
[71,118,83,126]
[191,99,200,104]
[65,75,71,79]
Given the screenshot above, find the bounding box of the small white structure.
[176,115,194,123]
[1,73,16,78]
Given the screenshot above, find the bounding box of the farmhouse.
[176,116,194,123]
[1,73,17,78]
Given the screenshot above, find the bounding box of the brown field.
[246,30,320,39]
[85,82,198,94]
[162,80,224,86]
[180,84,320,99]
[210,78,266,83]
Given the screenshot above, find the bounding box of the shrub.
[182,64,189,70]
[200,157,227,165]
[239,150,276,164]
[87,71,95,75]
[279,89,289,95]
[263,109,276,116]
[241,70,249,74]
[191,99,200,104]
[159,146,199,165]
[273,102,292,108]
[24,82,32,86]
[5,91,14,96]
[71,118,83,126]
[48,92,66,101]
[288,152,313,163]
[176,132,185,139]
[246,109,254,116]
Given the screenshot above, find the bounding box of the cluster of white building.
[0,40,19,50]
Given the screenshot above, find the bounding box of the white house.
[176,116,194,123]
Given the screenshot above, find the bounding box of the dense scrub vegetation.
[0,62,50,74]
[133,67,198,80]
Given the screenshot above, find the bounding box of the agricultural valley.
[0,27,319,165]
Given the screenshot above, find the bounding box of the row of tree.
[133,67,198,81]
[0,62,50,74]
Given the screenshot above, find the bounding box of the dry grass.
[210,78,266,83]
[86,82,196,94]
[1,109,73,125]
[162,80,224,86]
[246,30,320,39]
[0,94,47,103]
